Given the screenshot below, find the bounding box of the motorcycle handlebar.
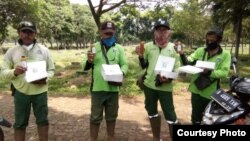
[231,56,238,74]
[232,57,237,64]
[232,63,237,74]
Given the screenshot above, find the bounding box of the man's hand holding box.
[25,61,48,83]
[101,64,123,82]
[154,55,178,79]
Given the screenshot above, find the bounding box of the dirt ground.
[0,90,193,141]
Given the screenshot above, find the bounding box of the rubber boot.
[38,125,48,141]
[0,127,4,141]
[168,124,173,141]
[106,121,116,141]
[168,121,181,141]
[149,116,161,141]
[90,123,100,141]
[14,128,26,141]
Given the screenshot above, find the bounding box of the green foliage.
[0,0,40,43]
[109,3,176,43]
[0,78,9,91]
[200,0,250,58]
[171,0,212,48]
[237,55,250,77]
[0,0,97,49]
[119,54,144,96]
[1,0,249,52]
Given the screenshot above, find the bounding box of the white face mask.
[22,44,33,51]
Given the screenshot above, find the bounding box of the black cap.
[18,21,36,33]
[206,26,223,41]
[154,19,170,30]
[100,21,116,31]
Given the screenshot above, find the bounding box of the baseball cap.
[100,21,116,33]
[154,19,170,30]
[18,21,36,33]
[206,26,224,42]
[206,27,223,38]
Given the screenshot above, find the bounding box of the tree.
[87,0,126,28]
[0,0,39,44]
[38,0,75,49]
[106,1,176,43]
[201,0,250,59]
[72,4,97,48]
[171,0,211,48]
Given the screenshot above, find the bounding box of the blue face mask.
[102,36,116,47]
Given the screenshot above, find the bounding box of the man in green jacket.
[84,21,128,141]
[135,19,180,141]
[0,21,55,141]
[180,28,231,125]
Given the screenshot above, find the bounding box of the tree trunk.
[230,42,234,54]
[249,39,250,55]
[87,0,126,29]
[49,40,53,48]
[234,14,242,59]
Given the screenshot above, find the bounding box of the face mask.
[22,44,34,51]
[206,41,218,50]
[102,36,116,47]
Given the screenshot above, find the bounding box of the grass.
[0,45,250,96]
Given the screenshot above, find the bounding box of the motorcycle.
[202,57,250,125]
[0,116,12,141]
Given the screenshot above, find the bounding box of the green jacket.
[0,43,55,95]
[143,42,180,92]
[84,42,128,92]
[187,47,231,99]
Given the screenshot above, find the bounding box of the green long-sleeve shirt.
[143,42,180,92]
[0,43,55,95]
[84,42,128,92]
[187,47,231,99]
